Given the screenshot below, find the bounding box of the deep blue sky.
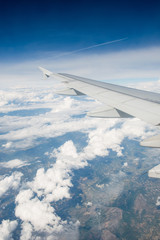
[0,0,160,61]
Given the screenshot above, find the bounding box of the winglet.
[38,67,53,80]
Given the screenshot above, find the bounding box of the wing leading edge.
[39,67,160,125]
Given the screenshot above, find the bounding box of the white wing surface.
[39,67,160,148]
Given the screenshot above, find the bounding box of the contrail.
[55,37,128,59]
[68,37,128,54]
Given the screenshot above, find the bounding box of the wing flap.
[148,164,160,178]
[140,134,160,147]
[87,106,133,118]
[119,99,160,126]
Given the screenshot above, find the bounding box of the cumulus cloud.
[79,118,156,159]
[30,133,125,205]
[0,159,29,169]
[15,189,63,232]
[14,141,84,238]
[20,222,33,240]
[0,172,23,198]
[28,140,88,202]
[15,188,80,239]
[0,220,18,240]
[13,141,87,238]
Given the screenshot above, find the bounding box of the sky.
[0,0,160,87]
[0,0,160,60]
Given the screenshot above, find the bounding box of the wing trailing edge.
[55,88,84,96]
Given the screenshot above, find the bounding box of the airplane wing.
[39,67,160,149]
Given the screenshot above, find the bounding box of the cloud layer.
[0,159,29,169]
[0,72,160,238]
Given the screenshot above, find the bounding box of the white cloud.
[19,220,80,240]
[0,85,157,238]
[25,117,155,205]
[0,172,23,198]
[28,140,88,203]
[15,189,63,232]
[0,159,29,169]
[0,72,159,151]
[129,79,160,93]
[13,116,155,236]
[123,162,128,167]
[2,142,12,149]
[20,222,33,240]
[80,118,156,159]
[0,94,104,150]
[0,220,18,240]
[0,62,160,239]
[13,140,85,238]
[15,189,80,239]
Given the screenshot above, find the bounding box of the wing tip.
[38,66,53,79]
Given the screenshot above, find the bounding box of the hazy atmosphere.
[0,1,160,239]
